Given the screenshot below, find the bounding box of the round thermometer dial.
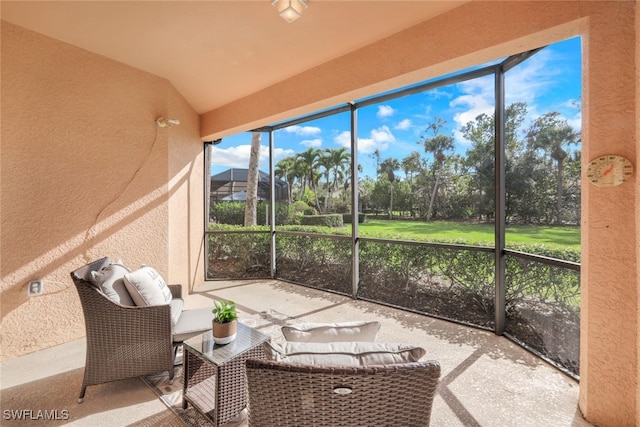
[586,155,633,187]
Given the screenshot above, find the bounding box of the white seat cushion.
[281,321,381,343]
[172,307,215,343]
[265,341,426,366]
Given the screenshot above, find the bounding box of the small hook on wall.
[156,117,180,128]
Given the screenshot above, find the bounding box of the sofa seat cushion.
[265,341,426,367]
[123,266,172,306]
[172,307,215,343]
[89,261,135,306]
[281,321,381,343]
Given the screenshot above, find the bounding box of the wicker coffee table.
[182,322,269,426]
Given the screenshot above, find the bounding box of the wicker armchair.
[71,257,212,402]
[245,358,441,427]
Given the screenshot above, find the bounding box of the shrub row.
[208,224,579,314]
[300,214,343,227]
[210,202,298,226]
[207,224,579,375]
[211,201,367,228]
[207,225,270,279]
[342,213,367,224]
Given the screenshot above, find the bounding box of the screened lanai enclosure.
[209,168,289,225]
[205,38,582,378]
[210,168,288,203]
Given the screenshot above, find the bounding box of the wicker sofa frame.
[245,358,441,426]
[71,257,178,402]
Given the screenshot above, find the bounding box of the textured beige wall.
[166,91,206,293]
[1,1,638,425]
[579,3,637,427]
[632,2,640,425]
[201,2,638,426]
[0,22,203,360]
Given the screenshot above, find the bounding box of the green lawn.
[358,219,581,251]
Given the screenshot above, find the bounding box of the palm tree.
[317,152,333,213]
[370,149,381,179]
[401,151,422,182]
[297,148,322,213]
[275,156,297,204]
[323,148,350,212]
[401,151,423,217]
[244,132,262,226]
[378,157,401,219]
[527,112,580,224]
[419,118,454,220]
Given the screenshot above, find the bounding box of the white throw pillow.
[281,321,381,343]
[264,341,426,366]
[123,266,172,306]
[90,261,135,306]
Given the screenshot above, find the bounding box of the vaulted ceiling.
[2,1,468,115]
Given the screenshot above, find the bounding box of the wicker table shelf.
[182,322,269,426]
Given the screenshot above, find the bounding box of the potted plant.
[212,299,238,344]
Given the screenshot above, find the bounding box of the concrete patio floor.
[1,279,592,426]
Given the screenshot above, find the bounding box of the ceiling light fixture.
[272,0,308,23]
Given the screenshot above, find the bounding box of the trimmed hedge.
[343,213,367,224]
[210,202,295,226]
[300,214,344,227]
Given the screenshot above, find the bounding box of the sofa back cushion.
[281,321,381,343]
[265,341,426,367]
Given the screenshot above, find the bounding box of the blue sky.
[211,36,581,179]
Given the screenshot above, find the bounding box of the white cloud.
[449,75,495,146]
[273,147,296,162]
[370,125,396,144]
[334,125,396,154]
[426,88,454,100]
[377,105,395,118]
[567,111,582,132]
[334,131,351,148]
[211,145,293,171]
[413,105,434,121]
[448,49,576,147]
[211,145,255,168]
[394,118,412,131]
[300,138,322,148]
[452,130,471,147]
[283,125,321,136]
[504,50,560,107]
[451,93,494,127]
[357,138,378,154]
[559,99,582,132]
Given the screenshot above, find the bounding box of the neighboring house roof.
[211,168,289,202]
[210,168,288,188]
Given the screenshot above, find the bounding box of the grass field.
[358,219,581,250]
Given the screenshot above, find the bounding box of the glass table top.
[183,322,270,366]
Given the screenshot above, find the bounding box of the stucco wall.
[579,3,637,426]
[200,2,638,426]
[635,3,640,423]
[0,22,203,360]
[1,1,638,425]
[166,91,205,293]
